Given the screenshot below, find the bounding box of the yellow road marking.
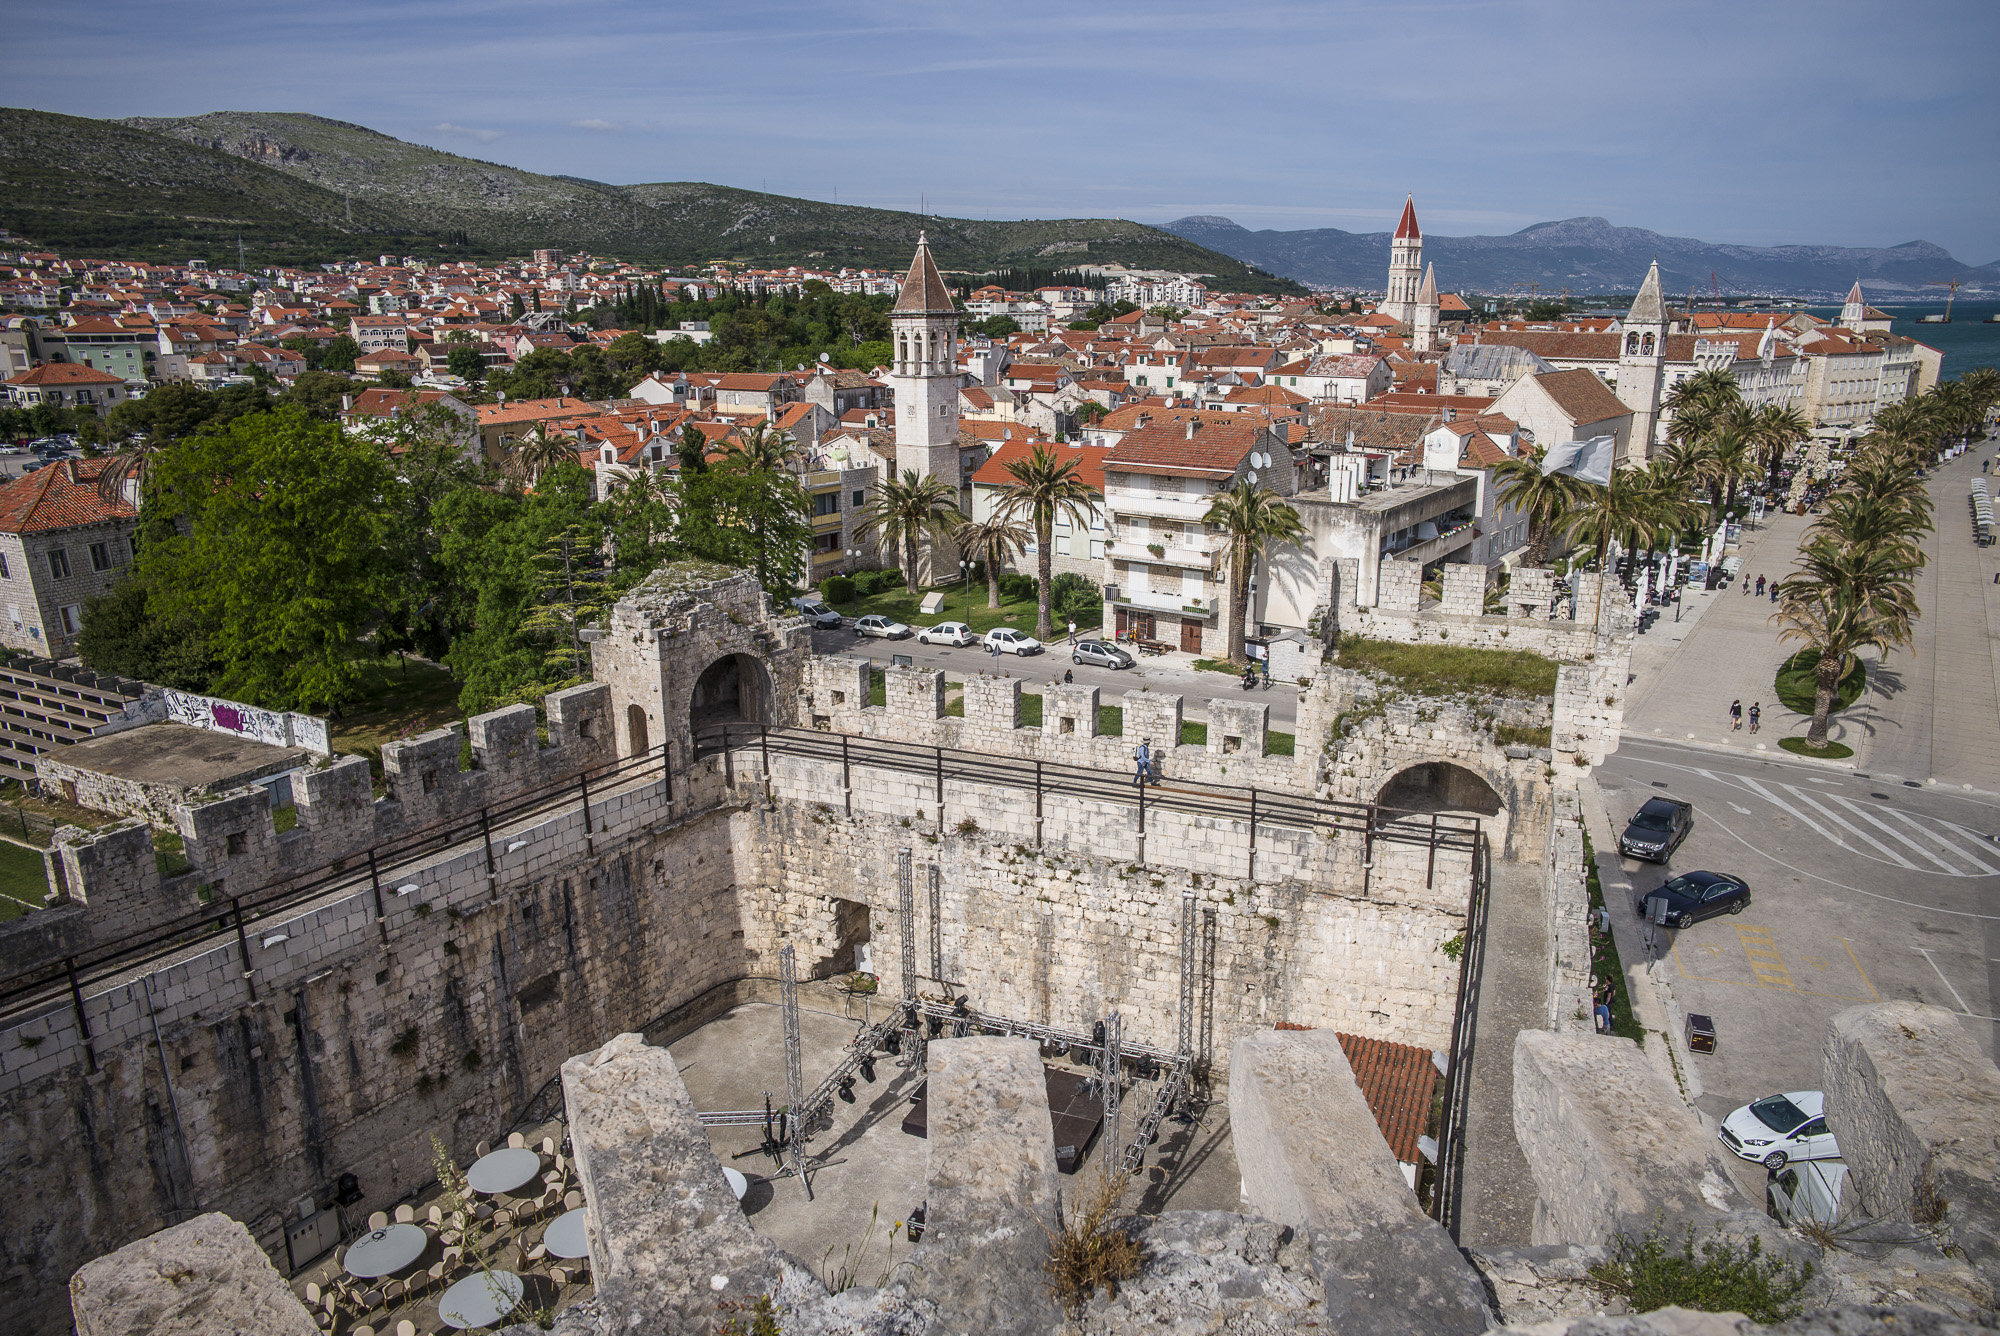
[1837,937,1880,1001]
[1735,925,1795,989]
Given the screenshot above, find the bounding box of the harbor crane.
[1926,279,1963,323]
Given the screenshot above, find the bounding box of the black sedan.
[1620,796,1693,862]
[1636,871,1751,928]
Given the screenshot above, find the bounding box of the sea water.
[1806,299,2000,380]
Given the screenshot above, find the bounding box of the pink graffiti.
[211,703,245,733]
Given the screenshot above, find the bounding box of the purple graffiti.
[211,703,245,733]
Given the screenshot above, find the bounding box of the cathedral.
[1379,196,1441,352]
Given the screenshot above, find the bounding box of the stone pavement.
[1620,441,2000,791]
[1456,857,1546,1247]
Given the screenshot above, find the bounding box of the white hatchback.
[1720,1090,1839,1172]
[919,622,975,646]
[982,628,1043,656]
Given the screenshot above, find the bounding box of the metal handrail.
[1429,832,1491,1237]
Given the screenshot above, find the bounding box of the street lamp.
[844,548,864,617]
[960,558,974,623]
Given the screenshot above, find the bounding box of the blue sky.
[8,0,1998,261]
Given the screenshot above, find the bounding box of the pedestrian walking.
[1729,699,1743,731]
[1771,581,1780,603]
[1755,574,1766,596]
[1748,702,1761,734]
[1134,739,1151,787]
[1067,620,1077,647]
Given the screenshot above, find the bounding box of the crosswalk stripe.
[1779,785,1918,869]
[1895,811,2000,876]
[1734,776,1846,847]
[1827,795,1964,873]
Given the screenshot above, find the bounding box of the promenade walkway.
[1620,440,2000,792]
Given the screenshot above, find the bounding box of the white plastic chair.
[367,1210,390,1231]
[507,1132,526,1149]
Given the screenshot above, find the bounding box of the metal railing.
[1428,831,1491,1238]
[0,743,676,1030]
[693,721,1483,863]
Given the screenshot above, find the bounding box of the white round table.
[342,1223,428,1279]
[543,1206,590,1259]
[466,1147,542,1196]
[722,1167,748,1201]
[438,1269,525,1330]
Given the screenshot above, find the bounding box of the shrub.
[1587,1224,1813,1323]
[1049,572,1102,620]
[1043,1170,1145,1313]
[390,1026,420,1059]
[821,575,856,604]
[856,568,904,596]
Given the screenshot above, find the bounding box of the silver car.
[1072,639,1134,669]
[854,614,912,640]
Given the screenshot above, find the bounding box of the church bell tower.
[1381,196,1424,326]
[889,232,962,486]
[1617,260,1668,465]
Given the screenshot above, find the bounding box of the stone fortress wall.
[3,558,1634,1332]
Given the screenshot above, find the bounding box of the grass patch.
[0,839,47,919]
[843,586,1043,638]
[1587,1224,1813,1323]
[153,829,192,879]
[0,779,111,842]
[1098,705,1124,736]
[1042,1170,1145,1314]
[1179,720,1207,747]
[1773,650,1866,717]
[944,681,964,717]
[1582,826,1644,1042]
[1266,730,1295,757]
[1778,736,1854,760]
[1337,634,1558,700]
[1494,723,1553,749]
[331,654,463,758]
[869,666,886,708]
[1190,658,1240,675]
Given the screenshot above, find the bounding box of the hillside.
[1164,213,1997,298]
[3,107,1300,291]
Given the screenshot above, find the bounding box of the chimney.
[340,393,353,413]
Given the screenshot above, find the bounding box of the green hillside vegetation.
[2,107,1302,292]
[0,108,453,268]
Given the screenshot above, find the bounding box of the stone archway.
[1376,760,1504,821]
[689,653,775,740]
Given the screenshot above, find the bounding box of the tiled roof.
[1394,196,1421,241]
[890,234,955,315]
[0,458,137,534]
[1308,405,1437,456]
[971,439,1108,494]
[1104,418,1262,478]
[1533,369,1630,425]
[1335,1030,1438,1164]
[8,362,124,386]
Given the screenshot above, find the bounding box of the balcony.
[1106,490,1218,522]
[1388,522,1478,567]
[804,470,843,491]
[1114,586,1214,619]
[812,511,843,534]
[1106,539,1218,571]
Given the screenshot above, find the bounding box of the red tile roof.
[1532,369,1630,426]
[971,439,1108,493]
[1394,196,1421,241]
[0,458,137,534]
[891,234,955,315]
[1104,418,1263,478]
[7,362,125,386]
[1335,1031,1438,1163]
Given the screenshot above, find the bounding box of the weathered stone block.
[1822,1001,2000,1278]
[69,1212,318,1336]
[1513,1030,1748,1246]
[1230,1028,1490,1335]
[1207,700,1268,760]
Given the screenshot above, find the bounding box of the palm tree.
[1491,446,1583,568]
[1697,424,1760,512]
[953,514,1032,609]
[1203,480,1306,666]
[1749,403,1812,492]
[1770,577,1916,748]
[1561,467,1698,569]
[722,420,797,476]
[508,427,581,487]
[853,470,961,594]
[994,443,1098,639]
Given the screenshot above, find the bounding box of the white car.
[982,628,1043,656]
[853,614,912,640]
[1720,1090,1839,1171]
[919,621,975,646]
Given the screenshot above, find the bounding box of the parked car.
[982,628,1042,656]
[1620,796,1694,862]
[1635,870,1749,927]
[854,614,912,640]
[1768,1158,1847,1226]
[792,599,843,629]
[1072,639,1135,669]
[918,621,975,646]
[1721,1091,1839,1172]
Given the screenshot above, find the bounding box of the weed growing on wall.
[1587,1224,1813,1323]
[1043,1169,1145,1314]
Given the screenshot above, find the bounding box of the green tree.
[677,457,812,594]
[603,466,676,583]
[953,514,1031,609]
[854,471,962,596]
[508,427,581,487]
[1491,446,1584,567]
[520,523,610,681]
[76,576,215,690]
[138,406,397,709]
[970,315,1021,339]
[322,335,361,373]
[993,443,1098,639]
[446,344,485,383]
[1203,480,1306,665]
[280,369,354,420]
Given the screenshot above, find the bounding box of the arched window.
[1641,333,1655,355]
[1625,332,1639,355]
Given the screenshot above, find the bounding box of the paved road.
[1596,736,1998,1196]
[809,625,1302,733]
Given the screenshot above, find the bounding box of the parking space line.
[1733,925,1794,989]
[1829,795,1963,872]
[1837,938,1879,1002]
[1913,947,1973,1014]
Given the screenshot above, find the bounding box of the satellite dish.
[819,352,831,363]
[831,446,849,462]
[1246,469,1259,485]
[496,390,506,403]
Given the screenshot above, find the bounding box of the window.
[58,604,80,636]
[89,542,111,573]
[814,532,840,554]
[812,491,840,517]
[853,490,866,507]
[47,549,69,579]
[128,536,140,561]
[0,554,8,579]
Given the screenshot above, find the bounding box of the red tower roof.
[1394,196,1421,241]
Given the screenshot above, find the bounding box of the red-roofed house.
[4,363,131,416]
[0,459,140,656]
[968,439,1110,581]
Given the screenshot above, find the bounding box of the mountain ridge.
[1162,214,1998,297]
[0,107,1302,292]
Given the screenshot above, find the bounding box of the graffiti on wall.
[161,690,332,756]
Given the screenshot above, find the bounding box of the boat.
[1917,313,1949,324]
[1986,312,2000,323]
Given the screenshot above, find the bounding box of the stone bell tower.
[1617,260,1668,465]
[1380,196,1424,326]
[890,232,963,486]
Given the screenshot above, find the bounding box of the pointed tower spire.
[1841,280,1867,329]
[892,231,955,314]
[1394,195,1420,241]
[1627,259,1665,325]
[1416,262,1437,304]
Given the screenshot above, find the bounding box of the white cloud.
[567,118,622,132]
[430,122,502,143]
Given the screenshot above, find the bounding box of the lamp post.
[845,548,863,618]
[960,558,973,624]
